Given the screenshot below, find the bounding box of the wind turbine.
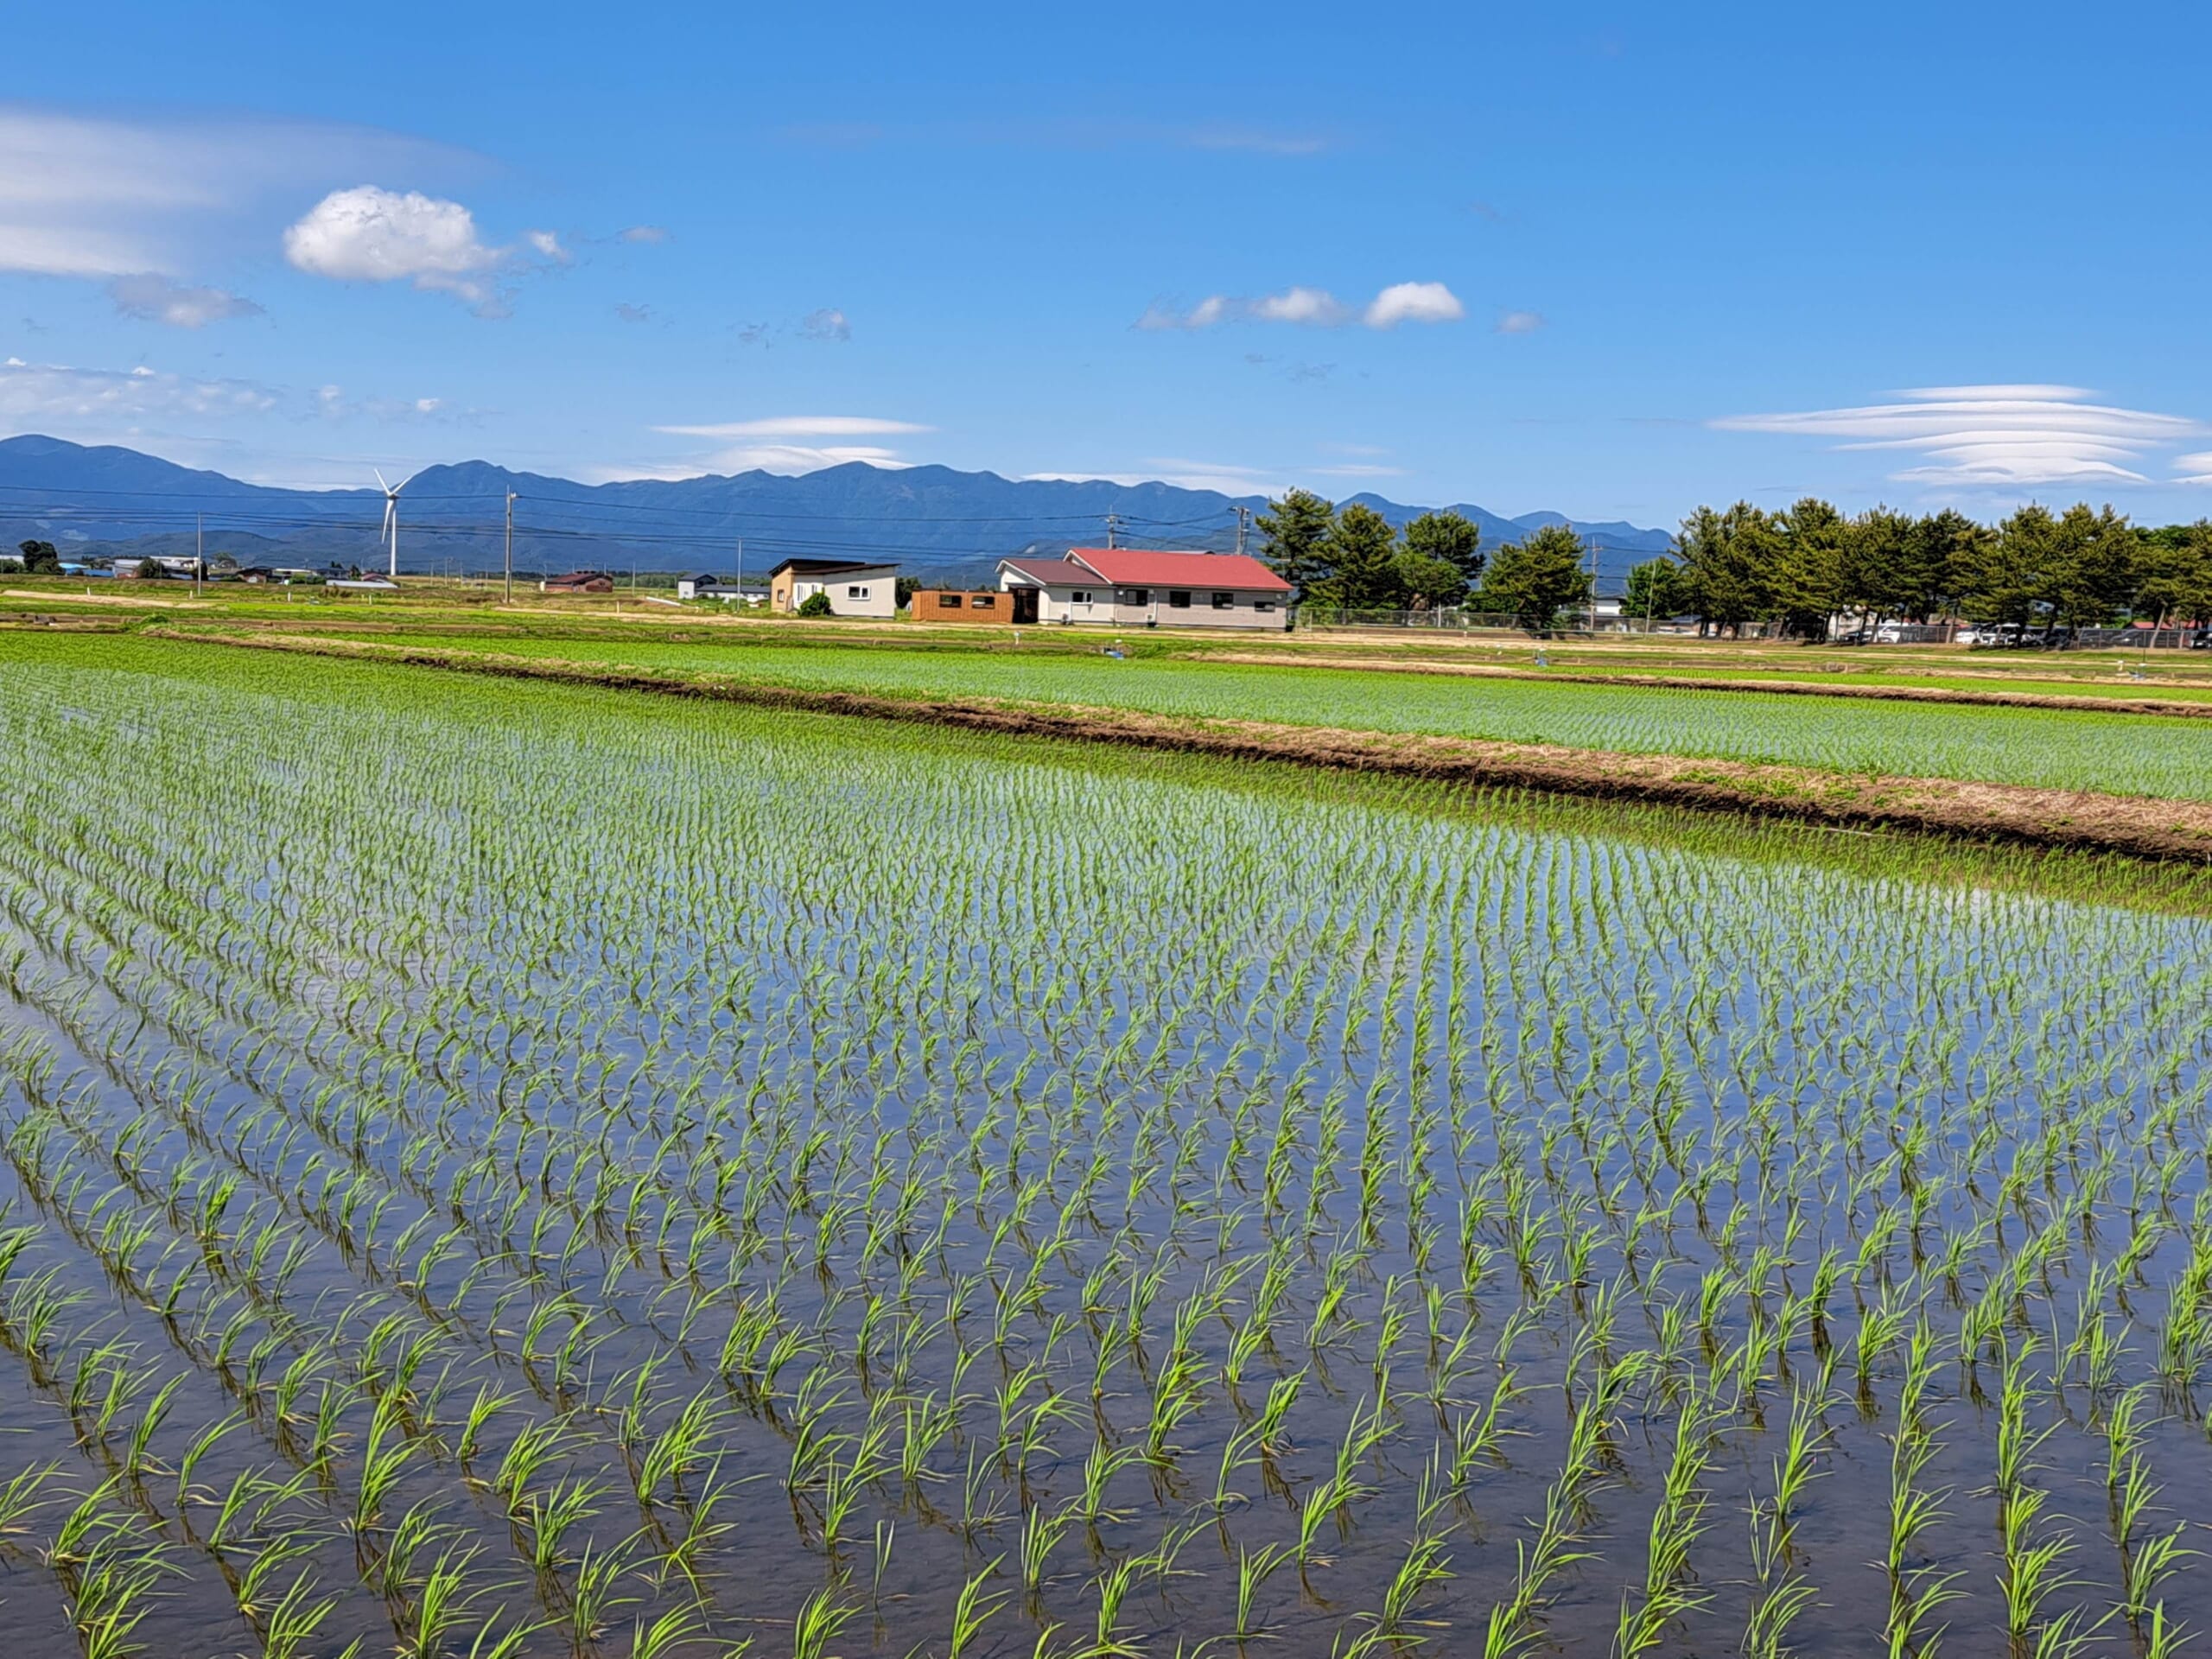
[374,468,413,579]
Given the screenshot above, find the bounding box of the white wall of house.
[1002,574,1288,631]
[789,569,898,618]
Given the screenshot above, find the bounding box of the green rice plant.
[562,1534,640,1653]
[1232,1540,1295,1640]
[1613,1391,1716,1656]
[791,1582,860,1659]
[945,1555,1010,1659]
[519,1476,602,1573]
[350,1394,419,1539]
[1744,1386,1829,1659]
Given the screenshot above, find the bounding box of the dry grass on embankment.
[157,627,2212,864]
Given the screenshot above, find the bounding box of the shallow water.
[0,635,2208,1658]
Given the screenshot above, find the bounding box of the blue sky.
[7,2,2212,528]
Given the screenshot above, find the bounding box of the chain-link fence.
[1291,607,1745,636]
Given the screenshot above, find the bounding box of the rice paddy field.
[292,631,2212,801]
[4,632,2212,1659]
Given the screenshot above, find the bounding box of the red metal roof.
[1065,548,1292,592]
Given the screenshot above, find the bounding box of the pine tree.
[1255,490,1338,601]
[1315,504,1404,608]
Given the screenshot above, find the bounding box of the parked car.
[1873,624,1906,644]
[1954,627,1983,645]
[1831,629,1871,645]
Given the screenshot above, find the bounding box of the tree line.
[1257,490,1594,626]
[1636,501,2212,636]
[1260,492,2212,635]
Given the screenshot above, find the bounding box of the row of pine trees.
[1257,491,2212,633]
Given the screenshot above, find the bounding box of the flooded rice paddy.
[0,634,2208,1659]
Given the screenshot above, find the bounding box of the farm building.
[767,559,898,618]
[676,574,760,602]
[542,570,615,594]
[998,548,1292,630]
[911,588,1013,624]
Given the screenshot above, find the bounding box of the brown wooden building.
[911,588,1014,623]
[542,570,615,594]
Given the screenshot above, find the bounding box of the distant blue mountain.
[0,435,1675,590]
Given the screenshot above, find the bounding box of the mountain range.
[0,435,1674,590]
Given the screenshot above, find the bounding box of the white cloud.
[106,272,263,328]
[620,415,933,480]
[594,445,915,480]
[1495,308,1545,334]
[1024,457,1288,494]
[799,307,851,342]
[0,357,281,422]
[0,105,473,286]
[618,225,669,244]
[654,416,931,438]
[1140,281,1465,332]
[308,384,461,424]
[1364,282,1464,328]
[1312,463,1409,478]
[0,223,156,278]
[614,302,654,323]
[283,187,505,307]
[525,229,570,263]
[1254,286,1350,326]
[1713,385,2207,486]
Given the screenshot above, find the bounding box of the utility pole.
[194,512,203,595]
[504,491,515,606]
[1234,505,1251,557]
[735,537,744,609]
[1105,512,1119,550]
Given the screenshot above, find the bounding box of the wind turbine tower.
[374,468,412,579]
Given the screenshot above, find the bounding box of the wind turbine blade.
[373,467,391,493]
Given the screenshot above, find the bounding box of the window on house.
[849,585,868,599]
[1168,589,1192,608]
[941,593,963,608]
[1120,588,1150,605]
[1255,601,1275,613]
[974,594,995,607]
[1211,591,1235,609]
[1071,589,1093,604]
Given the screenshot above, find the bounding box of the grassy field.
[234,626,2212,802]
[1,632,2211,1657]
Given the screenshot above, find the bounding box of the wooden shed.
[911,588,1013,624]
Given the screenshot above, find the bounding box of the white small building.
[768,559,899,619]
[677,573,761,602]
[998,548,1293,631]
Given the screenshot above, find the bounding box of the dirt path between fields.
[1200,652,2212,717]
[151,626,2212,863]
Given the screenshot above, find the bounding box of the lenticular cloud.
[1713,385,2206,486]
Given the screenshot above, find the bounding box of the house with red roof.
[997,548,1292,631]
